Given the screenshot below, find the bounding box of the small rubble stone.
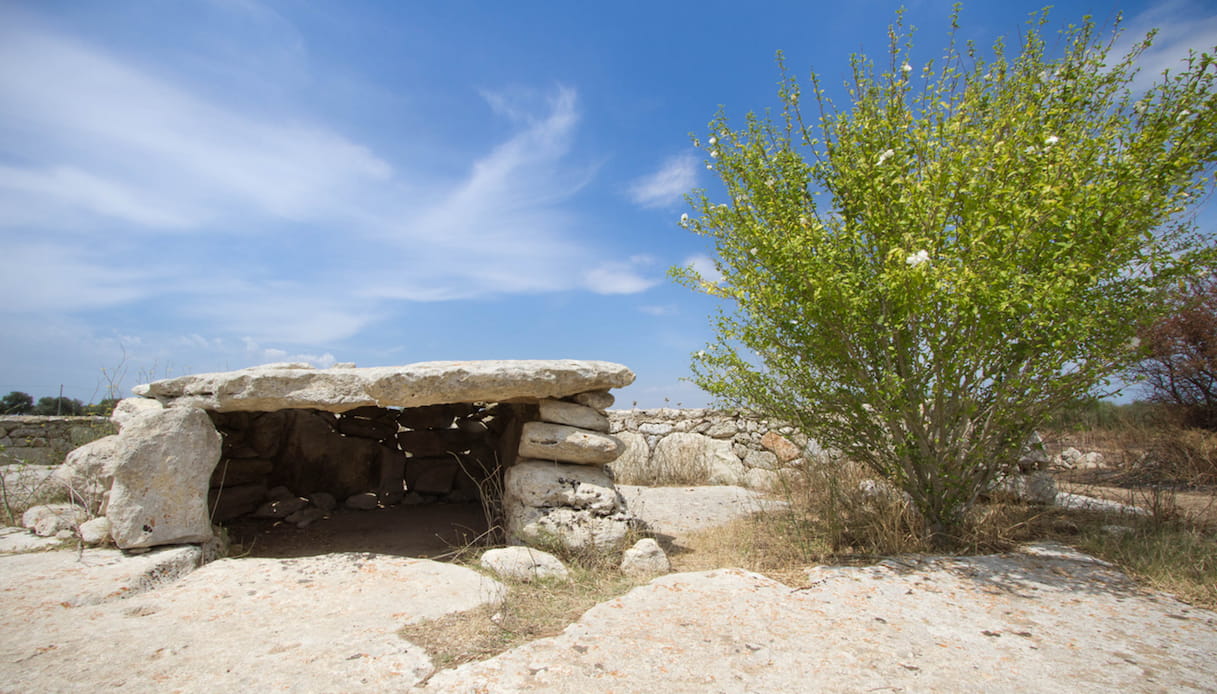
[620,538,671,577]
[253,497,308,519]
[286,507,326,528]
[22,504,88,537]
[345,492,379,510]
[308,492,337,512]
[79,516,112,545]
[480,546,570,582]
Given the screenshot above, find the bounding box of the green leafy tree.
[676,9,1217,545]
[32,396,84,416]
[0,391,34,415]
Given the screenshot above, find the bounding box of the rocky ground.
[1,486,1215,693]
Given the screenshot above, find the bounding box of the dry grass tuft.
[399,553,649,673]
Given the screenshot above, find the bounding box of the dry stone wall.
[607,408,812,490]
[0,416,114,467]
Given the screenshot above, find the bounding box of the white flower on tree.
[906,250,930,267]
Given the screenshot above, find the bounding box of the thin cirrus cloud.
[628,153,699,209]
[0,25,393,229]
[1111,0,1217,93]
[0,13,659,350]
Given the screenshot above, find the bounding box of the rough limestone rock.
[0,551,504,692]
[52,435,120,514]
[991,471,1058,505]
[744,467,779,491]
[505,461,623,514]
[759,430,801,463]
[651,433,744,485]
[480,546,570,582]
[506,504,633,551]
[418,543,1217,693]
[538,399,611,433]
[518,422,624,465]
[110,397,165,432]
[605,431,651,484]
[22,504,88,537]
[134,360,634,412]
[78,517,112,545]
[571,390,614,412]
[106,407,222,549]
[620,538,670,577]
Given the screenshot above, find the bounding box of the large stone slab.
[418,543,1217,693]
[133,360,635,412]
[518,422,624,465]
[0,551,505,693]
[106,408,221,549]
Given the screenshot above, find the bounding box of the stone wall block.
[538,399,611,433]
[336,416,398,441]
[743,449,780,471]
[504,503,632,552]
[651,432,744,486]
[605,431,651,485]
[209,457,273,488]
[396,429,473,457]
[107,407,221,549]
[208,482,268,522]
[518,422,624,465]
[760,431,802,463]
[570,390,614,413]
[406,457,459,495]
[505,460,622,514]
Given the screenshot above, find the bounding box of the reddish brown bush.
[1133,277,1217,430]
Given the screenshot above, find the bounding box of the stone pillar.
[504,391,637,551]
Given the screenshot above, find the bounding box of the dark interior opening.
[204,401,528,558]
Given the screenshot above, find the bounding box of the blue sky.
[1,0,1214,407]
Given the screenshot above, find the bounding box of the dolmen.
[57,360,638,553]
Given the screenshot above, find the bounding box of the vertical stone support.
[504,391,638,551]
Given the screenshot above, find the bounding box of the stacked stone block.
[505,391,637,551]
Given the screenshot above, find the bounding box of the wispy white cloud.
[627,153,698,208]
[639,304,678,316]
[583,256,660,295]
[1114,0,1217,92]
[683,254,724,285]
[0,22,392,229]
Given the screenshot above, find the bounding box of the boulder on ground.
[22,503,88,537]
[106,407,221,549]
[620,538,671,577]
[480,546,570,582]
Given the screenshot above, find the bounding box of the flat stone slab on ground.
[419,542,1217,693]
[0,551,504,693]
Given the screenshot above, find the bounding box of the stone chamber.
[57,360,640,557]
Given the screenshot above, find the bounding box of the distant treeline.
[0,391,117,416]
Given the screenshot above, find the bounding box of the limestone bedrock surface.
[133,359,635,412]
[418,543,1217,693]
